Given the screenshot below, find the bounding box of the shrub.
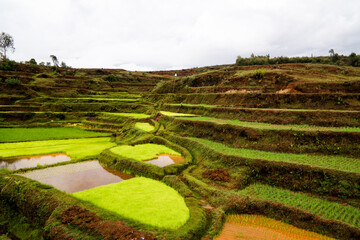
[104,74,118,82]
[95,69,105,74]
[5,78,20,85]
[349,52,360,67]
[29,58,37,65]
[0,59,15,71]
[253,69,267,79]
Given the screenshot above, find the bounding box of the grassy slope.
[188,137,360,173]
[72,177,190,230]
[179,116,360,133]
[240,184,360,228]
[0,137,116,160]
[135,122,155,132]
[0,127,109,142]
[110,143,181,161]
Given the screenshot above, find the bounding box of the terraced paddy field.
[240,184,360,228]
[178,116,360,133]
[0,127,109,142]
[135,122,155,132]
[0,137,116,161]
[216,214,336,240]
[1,63,360,239]
[186,137,360,173]
[72,177,190,230]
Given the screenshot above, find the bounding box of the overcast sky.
[1,0,360,70]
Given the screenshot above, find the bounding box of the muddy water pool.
[0,153,71,171]
[146,154,185,167]
[18,160,133,193]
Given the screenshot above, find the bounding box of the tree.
[60,61,67,68]
[0,32,15,59]
[50,55,59,67]
[329,49,339,63]
[349,52,359,67]
[29,58,37,65]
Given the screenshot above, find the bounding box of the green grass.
[179,116,360,133]
[188,137,360,173]
[103,112,151,119]
[160,111,198,117]
[0,127,109,142]
[110,143,181,161]
[0,137,116,160]
[240,184,360,228]
[134,122,155,132]
[72,177,190,230]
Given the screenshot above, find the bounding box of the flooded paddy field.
[18,160,133,193]
[0,153,71,171]
[146,154,185,167]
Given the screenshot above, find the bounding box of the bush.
[29,58,37,65]
[4,78,21,85]
[235,54,357,67]
[253,69,267,79]
[104,74,118,82]
[0,59,15,71]
[349,52,360,67]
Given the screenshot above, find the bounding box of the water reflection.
[0,153,71,171]
[18,160,133,193]
[146,154,185,167]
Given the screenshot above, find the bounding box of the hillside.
[1,62,360,239]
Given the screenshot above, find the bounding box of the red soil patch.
[202,168,231,182]
[60,206,156,240]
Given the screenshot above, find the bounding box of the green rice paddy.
[188,137,360,173]
[103,112,151,119]
[134,122,155,132]
[0,127,109,142]
[72,177,190,230]
[0,137,116,160]
[240,184,360,228]
[179,116,360,133]
[160,111,197,117]
[110,143,181,161]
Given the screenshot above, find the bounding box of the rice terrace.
[1,54,360,240]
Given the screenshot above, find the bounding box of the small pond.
[146,154,185,167]
[0,153,71,171]
[18,160,133,193]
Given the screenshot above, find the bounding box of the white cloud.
[1,0,360,70]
